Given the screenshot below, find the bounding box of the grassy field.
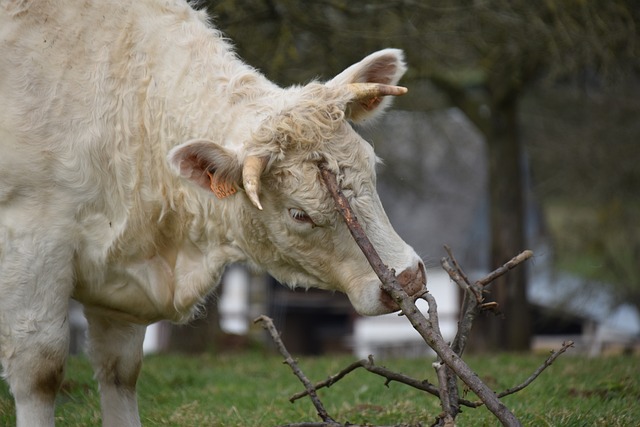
[1,350,639,426]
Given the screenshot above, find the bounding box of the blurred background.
[70,0,640,356]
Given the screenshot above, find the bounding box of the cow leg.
[84,311,146,427]
[0,233,73,427]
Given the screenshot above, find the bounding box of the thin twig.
[455,341,576,408]
[444,249,533,357]
[288,359,367,402]
[496,341,575,398]
[425,290,462,422]
[258,315,428,427]
[441,258,475,299]
[442,248,535,417]
[290,355,449,403]
[254,315,337,424]
[476,250,534,288]
[288,340,574,411]
[441,257,476,359]
[444,245,471,287]
[433,361,453,421]
[318,165,398,289]
[422,291,460,422]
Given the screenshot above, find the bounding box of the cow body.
[0,1,425,426]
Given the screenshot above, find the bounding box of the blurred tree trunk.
[430,74,532,351]
[481,94,531,351]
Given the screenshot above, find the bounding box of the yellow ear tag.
[206,170,237,199]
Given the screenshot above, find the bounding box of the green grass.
[1,351,639,426]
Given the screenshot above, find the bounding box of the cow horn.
[346,82,408,100]
[242,155,268,210]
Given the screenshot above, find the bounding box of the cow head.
[168,49,425,315]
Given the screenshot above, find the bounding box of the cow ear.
[167,140,242,200]
[327,48,407,123]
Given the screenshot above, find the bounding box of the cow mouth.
[379,261,426,311]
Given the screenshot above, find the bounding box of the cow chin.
[346,262,426,316]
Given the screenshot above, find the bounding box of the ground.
[1,350,639,426]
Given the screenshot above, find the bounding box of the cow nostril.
[379,261,427,311]
[395,262,427,296]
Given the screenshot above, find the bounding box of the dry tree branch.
[262,166,571,427]
[438,246,533,422]
[476,249,535,288]
[289,355,452,404]
[254,319,425,427]
[445,340,576,409]
[288,359,376,402]
[254,315,337,425]
[433,361,455,426]
[287,340,575,410]
[443,245,480,303]
[495,340,574,399]
[319,164,522,427]
[261,250,571,424]
[443,246,534,358]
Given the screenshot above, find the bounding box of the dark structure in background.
[267,279,354,355]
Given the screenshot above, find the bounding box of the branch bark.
[287,338,574,411]
[443,245,534,359]
[254,315,337,425]
[289,355,447,404]
[495,340,574,399]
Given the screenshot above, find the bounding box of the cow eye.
[288,208,314,225]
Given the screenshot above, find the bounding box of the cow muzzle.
[379,261,426,312]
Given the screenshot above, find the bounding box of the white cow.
[0,0,425,426]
